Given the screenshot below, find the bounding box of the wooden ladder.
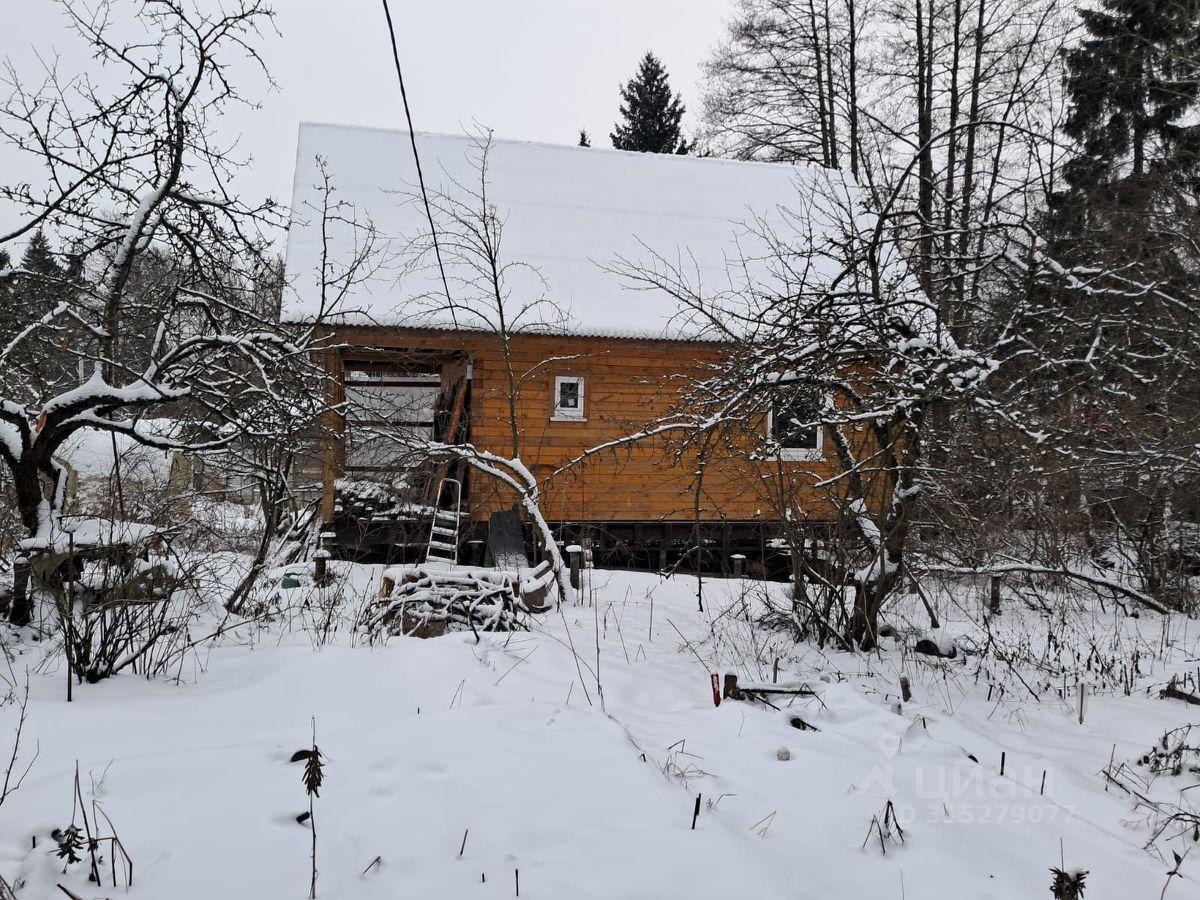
[425,476,463,569]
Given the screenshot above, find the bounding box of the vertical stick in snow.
[593,586,604,712]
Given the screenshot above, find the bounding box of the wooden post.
[567,544,582,590]
[314,528,334,584]
[988,575,1002,616]
[730,553,746,577]
[722,673,741,700]
[65,535,75,702]
[899,675,911,703]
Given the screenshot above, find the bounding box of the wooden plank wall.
[319,326,870,525]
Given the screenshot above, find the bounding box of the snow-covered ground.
[1,564,1197,898]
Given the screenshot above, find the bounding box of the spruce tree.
[1039,0,1200,546]
[16,230,67,311]
[0,249,11,323]
[1047,0,1200,270]
[579,129,591,147]
[610,52,690,154]
[1,232,79,391]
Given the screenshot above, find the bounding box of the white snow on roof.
[282,124,862,340]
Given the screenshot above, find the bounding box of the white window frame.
[767,396,827,461]
[551,375,586,422]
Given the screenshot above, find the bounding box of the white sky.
[2,0,732,236]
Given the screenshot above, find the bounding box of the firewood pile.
[363,565,533,638]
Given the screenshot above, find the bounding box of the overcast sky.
[4,0,732,232]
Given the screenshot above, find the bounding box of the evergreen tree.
[0,250,12,339]
[1046,0,1200,269]
[0,232,83,392]
[579,129,591,147]
[16,230,67,311]
[610,52,690,154]
[1038,0,1200,548]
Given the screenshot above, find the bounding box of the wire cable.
[379,0,456,321]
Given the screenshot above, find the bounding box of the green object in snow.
[280,573,301,589]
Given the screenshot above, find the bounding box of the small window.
[552,376,586,421]
[769,397,823,460]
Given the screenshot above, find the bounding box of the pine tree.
[1047,0,1200,268]
[579,129,591,147]
[610,52,690,154]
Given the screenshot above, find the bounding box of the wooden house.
[283,124,868,572]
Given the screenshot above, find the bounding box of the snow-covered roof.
[282,123,864,341]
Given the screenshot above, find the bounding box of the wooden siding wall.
[320,327,870,525]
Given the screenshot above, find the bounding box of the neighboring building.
[283,124,876,571]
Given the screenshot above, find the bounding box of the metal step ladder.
[424,477,463,569]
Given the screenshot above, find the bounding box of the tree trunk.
[846,0,860,179]
[7,457,61,624]
[808,0,832,167]
[823,0,839,169]
[954,0,986,331]
[916,0,935,295]
[941,0,964,296]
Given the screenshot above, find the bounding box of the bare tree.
[610,110,1193,645]
[380,131,577,600]
[0,1,321,625]
[404,129,568,459]
[223,160,394,613]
